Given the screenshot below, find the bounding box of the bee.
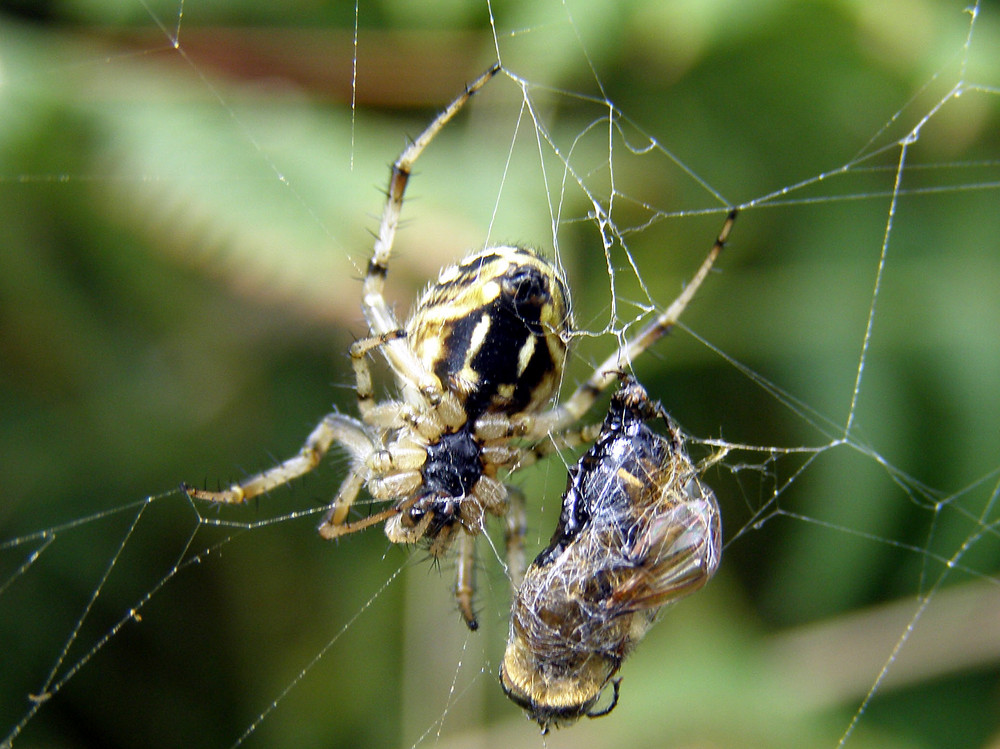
[499,377,722,731]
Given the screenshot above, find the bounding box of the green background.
[2,1,999,747]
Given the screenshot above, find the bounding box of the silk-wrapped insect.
[500,377,722,731]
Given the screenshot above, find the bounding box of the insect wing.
[610,484,721,613]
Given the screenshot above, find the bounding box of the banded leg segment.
[350,329,406,421]
[361,64,502,401]
[455,530,479,630]
[529,209,737,438]
[504,486,527,590]
[184,414,372,505]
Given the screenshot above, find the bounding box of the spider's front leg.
[359,64,502,406]
[525,209,738,440]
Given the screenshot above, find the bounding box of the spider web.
[2,1,999,747]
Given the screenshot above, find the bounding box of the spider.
[185,63,736,630]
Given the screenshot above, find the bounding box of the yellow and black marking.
[407,245,572,421]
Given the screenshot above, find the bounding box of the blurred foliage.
[2,1,1000,748]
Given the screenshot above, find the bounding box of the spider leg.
[184,413,371,505]
[455,530,479,629]
[513,421,604,472]
[318,501,403,540]
[350,330,405,421]
[318,464,367,534]
[504,486,527,590]
[361,63,501,401]
[527,209,737,438]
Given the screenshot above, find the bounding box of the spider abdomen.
[407,245,572,422]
